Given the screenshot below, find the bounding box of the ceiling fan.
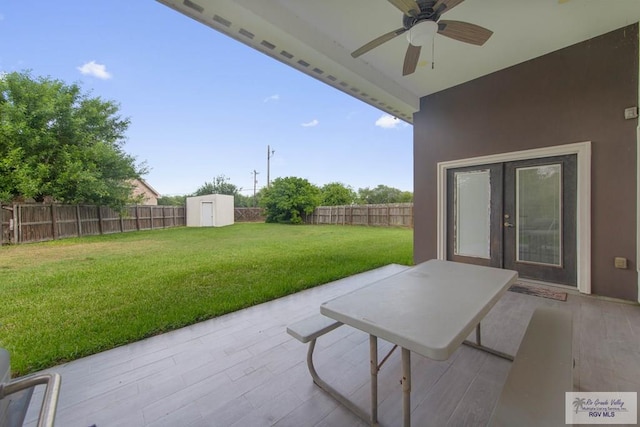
[351,0,493,76]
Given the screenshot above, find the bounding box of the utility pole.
[252,169,259,206]
[267,145,275,188]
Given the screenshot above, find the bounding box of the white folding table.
[319,259,518,427]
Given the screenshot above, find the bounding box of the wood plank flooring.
[22,264,640,426]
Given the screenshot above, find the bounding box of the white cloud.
[301,119,319,127]
[263,94,280,103]
[375,114,404,129]
[77,61,112,79]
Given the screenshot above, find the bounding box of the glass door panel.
[516,164,562,266]
[455,170,491,259]
[446,163,503,268]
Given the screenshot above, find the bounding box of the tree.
[357,185,413,204]
[192,175,256,206]
[320,182,357,206]
[234,193,257,207]
[260,177,320,224]
[157,195,187,206]
[0,71,146,207]
[192,175,239,197]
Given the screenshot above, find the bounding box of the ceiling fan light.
[407,20,438,46]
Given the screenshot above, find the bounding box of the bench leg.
[305,338,378,425]
[463,324,515,361]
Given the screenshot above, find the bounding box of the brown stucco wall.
[414,24,638,300]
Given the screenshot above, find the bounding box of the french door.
[446,155,577,286]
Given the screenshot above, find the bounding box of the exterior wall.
[213,195,235,226]
[131,179,159,205]
[413,24,638,301]
[186,194,234,227]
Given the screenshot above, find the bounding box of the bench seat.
[489,306,573,427]
[286,314,342,343]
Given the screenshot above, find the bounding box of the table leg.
[370,335,378,425]
[463,323,514,361]
[401,348,411,427]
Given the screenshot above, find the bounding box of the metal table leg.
[401,348,411,427]
[370,335,378,425]
[463,323,514,361]
[304,335,402,427]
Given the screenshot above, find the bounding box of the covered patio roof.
[157,0,640,122]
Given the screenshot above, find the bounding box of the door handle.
[504,222,514,228]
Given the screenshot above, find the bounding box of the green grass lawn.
[0,223,412,375]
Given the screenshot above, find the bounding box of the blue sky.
[0,1,413,196]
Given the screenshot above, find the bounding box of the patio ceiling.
[157,0,640,123]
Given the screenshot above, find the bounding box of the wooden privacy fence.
[234,207,266,222]
[0,203,185,245]
[306,203,413,228]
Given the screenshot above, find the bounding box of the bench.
[489,306,574,427]
[0,348,62,427]
[286,314,343,344]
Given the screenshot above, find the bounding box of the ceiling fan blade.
[402,44,421,76]
[433,0,465,14]
[437,20,493,46]
[386,0,420,17]
[351,27,407,58]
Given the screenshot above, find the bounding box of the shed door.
[201,202,214,226]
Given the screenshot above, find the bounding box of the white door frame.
[436,141,592,294]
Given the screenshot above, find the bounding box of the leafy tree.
[357,185,413,204]
[260,177,321,224]
[192,175,239,197]
[398,190,413,203]
[320,182,357,206]
[235,192,261,207]
[192,175,257,207]
[0,71,146,207]
[157,195,187,206]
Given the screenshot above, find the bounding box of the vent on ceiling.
[312,68,323,75]
[184,0,204,13]
[297,60,310,68]
[326,75,337,82]
[213,14,231,27]
[280,50,294,59]
[238,28,254,39]
[261,40,276,50]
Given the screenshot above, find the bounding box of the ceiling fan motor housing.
[403,0,441,29]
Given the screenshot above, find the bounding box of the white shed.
[186,194,234,227]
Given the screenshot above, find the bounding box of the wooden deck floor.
[24,264,640,427]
